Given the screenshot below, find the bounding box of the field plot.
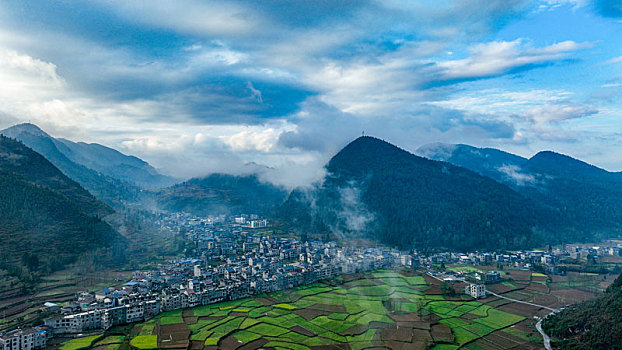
[49,267,612,350]
[84,270,544,350]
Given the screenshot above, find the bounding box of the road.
[486,290,559,312]
[535,315,553,350]
[486,290,558,349]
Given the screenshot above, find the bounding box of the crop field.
[51,267,613,350]
[94,270,545,350]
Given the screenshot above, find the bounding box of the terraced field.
[103,270,545,350]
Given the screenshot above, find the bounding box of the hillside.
[281,136,547,250]
[542,274,622,349]
[418,143,622,240]
[156,174,288,216]
[1,123,147,206]
[416,143,528,185]
[0,135,123,278]
[0,134,111,217]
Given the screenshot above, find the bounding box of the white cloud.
[497,164,537,186]
[524,104,597,124]
[536,0,587,11]
[603,56,622,65]
[97,0,261,37]
[437,39,592,80]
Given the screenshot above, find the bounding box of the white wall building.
[465,284,486,298]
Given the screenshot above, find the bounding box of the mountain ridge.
[280,136,548,250]
[0,135,123,277]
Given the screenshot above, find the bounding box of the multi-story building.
[465,284,486,298]
[0,327,48,350]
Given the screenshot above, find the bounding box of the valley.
[1,127,621,350]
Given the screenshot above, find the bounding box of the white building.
[0,328,48,350]
[465,284,486,298]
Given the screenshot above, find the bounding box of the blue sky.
[0,0,621,186]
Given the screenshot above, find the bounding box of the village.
[2,212,621,350]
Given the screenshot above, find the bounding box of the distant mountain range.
[1,123,176,206]
[417,143,622,241]
[0,135,123,276]
[155,173,288,217]
[2,122,619,251]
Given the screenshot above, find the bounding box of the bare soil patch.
[290,325,316,337]
[237,338,268,350]
[430,323,453,343]
[309,303,347,313]
[293,308,331,320]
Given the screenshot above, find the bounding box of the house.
[465,284,486,298]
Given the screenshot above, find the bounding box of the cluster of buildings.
[565,241,622,260]
[34,215,417,336]
[6,212,618,346]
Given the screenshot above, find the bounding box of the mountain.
[542,274,622,349]
[0,123,173,205]
[0,135,122,277]
[281,136,547,250]
[156,174,288,216]
[418,143,622,240]
[1,123,175,189]
[416,143,528,185]
[53,138,175,189]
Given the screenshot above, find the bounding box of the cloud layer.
[0,0,621,186]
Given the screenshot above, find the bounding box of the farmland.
[48,267,614,350]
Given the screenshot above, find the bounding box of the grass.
[59,335,103,350]
[248,322,290,337]
[232,330,262,343]
[129,335,157,349]
[94,335,125,345]
[159,316,184,325]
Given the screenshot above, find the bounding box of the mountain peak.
[528,150,602,172]
[1,123,50,138]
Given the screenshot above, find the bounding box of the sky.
[0,0,621,188]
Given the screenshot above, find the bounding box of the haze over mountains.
[417,142,622,241]
[1,122,621,254]
[0,123,175,206]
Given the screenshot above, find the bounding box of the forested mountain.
[280,136,548,250]
[416,143,528,184]
[0,134,111,217]
[418,143,622,241]
[542,274,622,349]
[53,137,176,189]
[1,123,175,189]
[0,135,123,278]
[156,174,288,216]
[0,123,152,205]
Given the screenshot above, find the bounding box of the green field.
[98,269,543,349]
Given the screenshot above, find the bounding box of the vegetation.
[0,136,124,286]
[59,334,103,350]
[420,143,622,243]
[156,173,288,216]
[106,269,541,349]
[542,274,622,349]
[280,136,545,250]
[1,123,143,206]
[129,335,157,349]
